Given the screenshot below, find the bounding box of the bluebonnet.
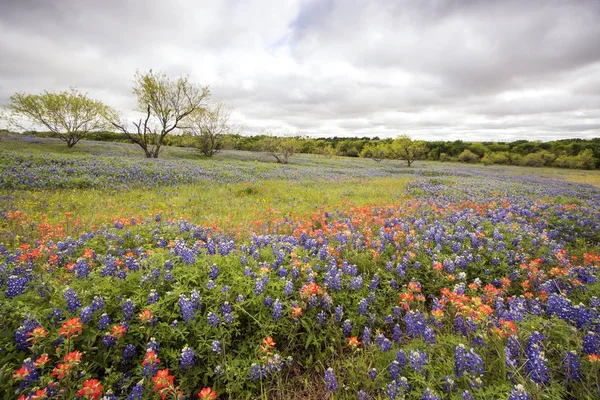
[358,298,369,316]
[582,331,599,355]
[147,289,158,305]
[562,351,581,381]
[123,344,136,363]
[80,306,94,324]
[525,332,550,384]
[324,368,338,392]
[98,313,111,330]
[422,388,441,400]
[212,340,222,354]
[317,311,327,327]
[508,385,530,400]
[454,344,484,377]
[123,299,135,321]
[210,264,219,280]
[180,346,195,370]
[127,382,144,400]
[343,319,352,337]
[63,287,81,314]
[335,305,343,322]
[177,295,194,324]
[284,280,294,296]
[273,299,283,322]
[410,349,428,374]
[362,326,371,346]
[369,368,377,380]
[208,312,220,328]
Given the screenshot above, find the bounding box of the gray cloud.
[1,0,599,141]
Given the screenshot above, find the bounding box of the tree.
[261,135,299,164]
[360,142,389,162]
[391,135,428,166]
[457,149,481,163]
[3,88,115,148]
[112,70,210,158]
[187,102,232,157]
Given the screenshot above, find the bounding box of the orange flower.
[13,366,30,380]
[51,363,72,379]
[348,336,361,349]
[111,324,127,339]
[198,387,217,399]
[29,388,48,400]
[261,336,276,350]
[64,350,82,366]
[431,309,444,321]
[27,326,48,344]
[77,379,104,400]
[139,310,153,324]
[34,354,51,368]
[143,349,160,366]
[59,318,83,339]
[153,369,176,399]
[291,306,303,319]
[588,354,600,363]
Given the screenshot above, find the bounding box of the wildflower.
[180,346,196,370]
[139,310,153,324]
[111,324,127,339]
[348,336,361,349]
[273,299,283,322]
[98,314,111,330]
[127,382,144,400]
[50,363,72,379]
[27,326,47,344]
[324,367,338,392]
[207,312,220,328]
[422,388,441,400]
[454,344,484,378]
[211,340,222,354]
[13,365,30,380]
[152,369,177,399]
[291,306,302,319]
[525,332,550,384]
[34,354,51,368]
[179,295,195,324]
[508,385,530,400]
[563,351,581,381]
[198,387,217,399]
[59,317,83,338]
[77,379,103,400]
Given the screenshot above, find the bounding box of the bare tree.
[3,88,115,148]
[187,102,232,157]
[112,70,210,158]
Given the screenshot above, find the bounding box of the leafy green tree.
[261,135,299,164]
[391,135,428,166]
[458,149,481,163]
[112,70,210,158]
[360,143,389,162]
[3,88,115,148]
[187,102,232,157]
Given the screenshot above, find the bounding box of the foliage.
[261,135,299,164]
[186,102,232,157]
[2,139,600,398]
[112,70,210,158]
[457,149,481,163]
[3,88,115,148]
[391,136,429,166]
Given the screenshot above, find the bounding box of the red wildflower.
[111,324,127,339]
[198,387,217,399]
[348,336,361,349]
[77,379,104,400]
[59,318,83,338]
[13,366,30,380]
[34,353,51,368]
[63,350,82,366]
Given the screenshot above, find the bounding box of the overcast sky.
[1,0,600,141]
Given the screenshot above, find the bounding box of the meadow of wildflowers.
[1,139,600,399]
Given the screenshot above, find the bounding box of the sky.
[1,0,600,141]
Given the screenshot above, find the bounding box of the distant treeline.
[7,129,600,169]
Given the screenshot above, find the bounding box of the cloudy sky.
[1,0,600,141]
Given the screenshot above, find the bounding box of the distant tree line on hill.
[6,127,600,169]
[1,70,597,169]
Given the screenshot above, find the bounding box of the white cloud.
[1,0,599,140]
